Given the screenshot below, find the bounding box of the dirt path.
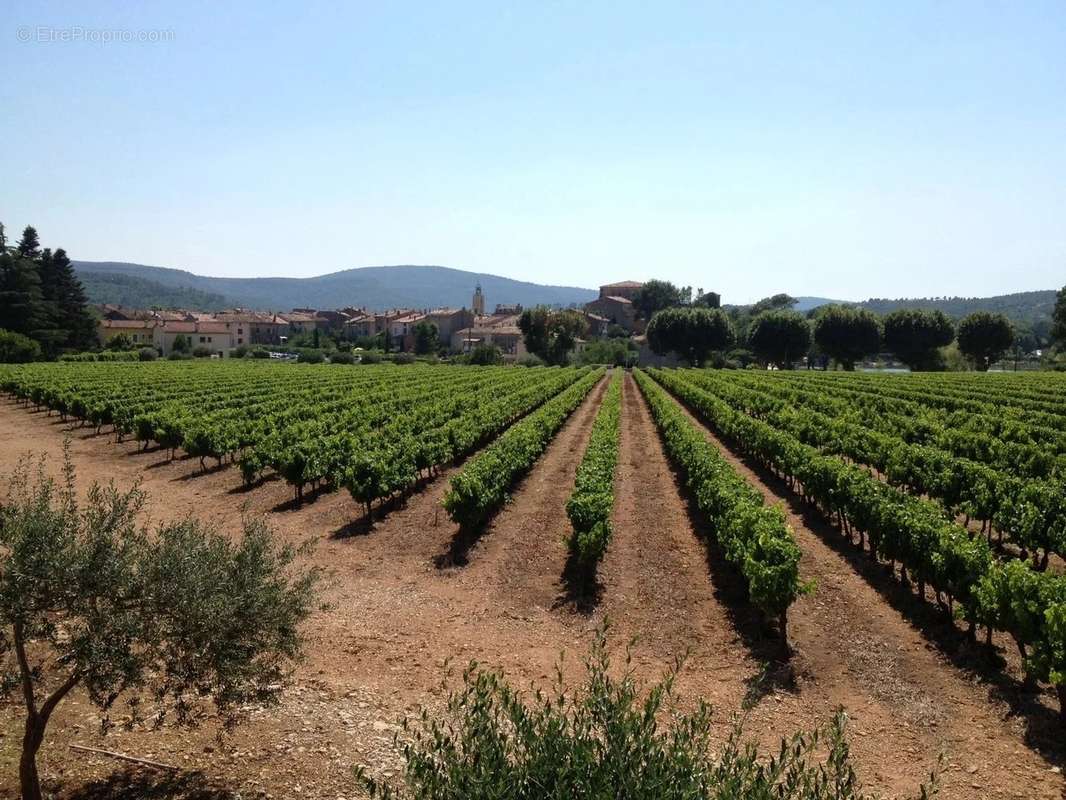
[655,380,1064,799]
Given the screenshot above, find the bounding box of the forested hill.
[856,291,1058,326]
[73,262,597,311]
[79,271,230,311]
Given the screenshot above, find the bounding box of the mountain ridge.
[73,261,598,312]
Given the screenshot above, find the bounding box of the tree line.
[639,280,1066,371]
[0,223,96,361]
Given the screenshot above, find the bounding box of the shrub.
[330,351,356,365]
[297,349,325,364]
[392,352,416,365]
[251,347,270,359]
[359,628,938,800]
[232,344,250,358]
[516,353,545,368]
[0,329,42,363]
[359,350,382,364]
[167,351,192,361]
[468,344,502,365]
[137,347,158,361]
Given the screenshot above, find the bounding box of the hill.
[73,262,597,312]
[79,271,231,311]
[793,292,1056,328]
[856,291,1058,326]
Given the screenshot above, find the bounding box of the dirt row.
[0,373,1059,799]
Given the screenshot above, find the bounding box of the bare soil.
[0,375,1060,800]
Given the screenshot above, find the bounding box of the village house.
[281,310,328,337]
[214,311,290,345]
[584,280,643,332]
[97,319,160,348]
[157,321,234,356]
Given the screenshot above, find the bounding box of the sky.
[2,2,1064,303]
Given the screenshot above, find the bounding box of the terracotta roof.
[600,280,643,289]
[162,321,230,334]
[603,295,633,304]
[100,319,157,329]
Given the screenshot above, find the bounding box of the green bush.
[359,350,382,364]
[360,629,938,800]
[251,347,270,359]
[297,349,325,364]
[167,351,192,361]
[392,352,416,365]
[330,351,356,365]
[232,344,250,358]
[138,347,159,361]
[515,353,545,368]
[192,345,213,358]
[0,329,42,363]
[468,344,503,365]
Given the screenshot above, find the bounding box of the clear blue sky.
[3,1,1064,302]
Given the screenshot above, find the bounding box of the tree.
[0,456,319,800]
[748,310,811,369]
[15,226,41,259]
[412,321,439,355]
[646,307,736,366]
[171,333,191,353]
[812,305,881,370]
[1052,285,1066,350]
[519,307,588,365]
[0,329,42,362]
[750,293,797,316]
[0,250,46,338]
[105,333,135,351]
[468,343,503,365]
[957,311,1015,371]
[632,280,691,320]
[882,308,955,371]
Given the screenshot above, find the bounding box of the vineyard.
[1,360,1065,798]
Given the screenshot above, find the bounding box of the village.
[95,280,653,360]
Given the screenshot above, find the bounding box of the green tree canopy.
[646,307,736,366]
[812,305,882,370]
[957,311,1015,371]
[518,306,588,365]
[15,226,41,259]
[882,308,955,371]
[0,456,319,800]
[412,320,439,355]
[750,293,798,316]
[632,280,691,320]
[1052,285,1066,349]
[747,310,811,369]
[0,329,42,363]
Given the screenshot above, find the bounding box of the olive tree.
[812,306,882,370]
[747,310,811,369]
[957,312,1014,371]
[882,309,955,371]
[0,455,319,800]
[646,307,735,367]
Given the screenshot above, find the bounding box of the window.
[199,336,206,343]
[238,338,243,344]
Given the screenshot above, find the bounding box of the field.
[1,361,1065,799]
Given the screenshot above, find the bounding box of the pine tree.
[16,226,41,259]
[0,250,46,338]
[39,247,96,350]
